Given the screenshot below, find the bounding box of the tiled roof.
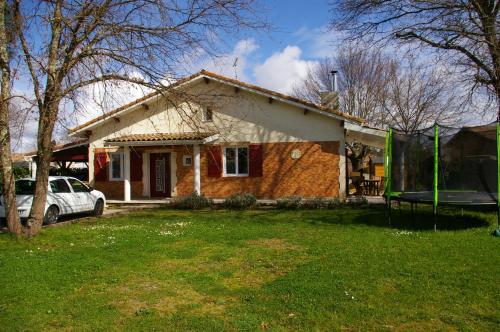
[104,132,215,143]
[200,70,363,123]
[70,70,363,134]
[24,139,89,157]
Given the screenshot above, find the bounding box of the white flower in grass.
[344,290,355,300]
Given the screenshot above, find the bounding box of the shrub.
[170,192,212,210]
[223,193,257,210]
[347,196,368,206]
[301,197,328,209]
[276,196,302,209]
[13,167,30,179]
[326,198,342,209]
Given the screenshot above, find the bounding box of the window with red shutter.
[207,146,222,177]
[94,152,109,181]
[249,144,263,177]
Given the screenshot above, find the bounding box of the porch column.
[31,158,37,178]
[124,145,131,201]
[193,144,201,194]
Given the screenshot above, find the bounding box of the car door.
[49,179,74,215]
[67,178,94,212]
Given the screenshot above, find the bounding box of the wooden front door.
[150,153,171,197]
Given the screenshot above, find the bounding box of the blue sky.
[255,0,334,61]
[192,0,340,93]
[14,1,342,152]
[65,1,342,133]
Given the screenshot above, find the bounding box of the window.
[109,152,124,180]
[224,147,248,176]
[183,155,192,166]
[202,107,213,122]
[67,178,90,193]
[50,179,71,193]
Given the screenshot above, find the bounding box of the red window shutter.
[207,146,222,177]
[130,150,143,181]
[94,152,109,181]
[249,144,263,177]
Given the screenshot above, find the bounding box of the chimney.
[320,69,339,109]
[331,70,338,92]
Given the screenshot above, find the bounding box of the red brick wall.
[94,181,142,200]
[176,141,340,199]
[92,141,340,200]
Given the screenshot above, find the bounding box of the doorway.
[150,153,171,197]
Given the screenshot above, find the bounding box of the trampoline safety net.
[387,123,499,205]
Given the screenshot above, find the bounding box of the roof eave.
[202,75,361,124]
[104,139,206,147]
[70,71,363,135]
[69,93,165,136]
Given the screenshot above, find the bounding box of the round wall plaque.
[291,149,302,159]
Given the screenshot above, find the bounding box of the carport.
[28,140,89,180]
[344,123,387,196]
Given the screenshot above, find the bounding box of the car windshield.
[15,180,36,195]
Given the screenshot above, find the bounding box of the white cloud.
[253,46,317,94]
[189,38,259,81]
[294,26,345,58]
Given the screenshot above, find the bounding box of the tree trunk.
[348,144,368,196]
[0,0,22,235]
[24,103,58,237]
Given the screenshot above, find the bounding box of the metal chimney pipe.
[331,70,338,92]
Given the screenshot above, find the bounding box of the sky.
[81,0,341,118]
[201,0,338,92]
[13,0,493,152]
[13,0,343,152]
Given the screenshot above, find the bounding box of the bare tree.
[0,0,23,235]
[8,97,35,150]
[6,0,265,236]
[383,56,465,134]
[331,0,500,119]
[292,45,393,178]
[293,45,393,126]
[292,57,336,104]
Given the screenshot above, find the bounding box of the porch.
[100,132,218,201]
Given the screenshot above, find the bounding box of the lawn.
[0,206,499,331]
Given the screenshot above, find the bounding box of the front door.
[150,153,171,197]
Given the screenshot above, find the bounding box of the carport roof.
[345,123,387,149]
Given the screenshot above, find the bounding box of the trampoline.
[384,122,500,230]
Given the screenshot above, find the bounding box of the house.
[69,70,366,200]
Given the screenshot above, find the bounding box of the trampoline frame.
[384,123,500,231]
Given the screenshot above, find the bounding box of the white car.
[0,176,106,225]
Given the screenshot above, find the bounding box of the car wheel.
[93,199,104,216]
[43,205,59,225]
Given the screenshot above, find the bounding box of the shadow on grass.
[302,205,492,231]
[386,210,490,231]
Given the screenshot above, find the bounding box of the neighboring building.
[69,70,364,200]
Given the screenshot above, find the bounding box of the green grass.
[0,206,499,331]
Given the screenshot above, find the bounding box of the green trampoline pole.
[385,129,393,226]
[434,124,439,232]
[496,122,500,235]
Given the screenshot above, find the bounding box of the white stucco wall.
[84,81,344,147]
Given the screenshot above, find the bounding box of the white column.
[31,158,37,178]
[124,146,131,201]
[193,144,201,194]
[338,136,347,199]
